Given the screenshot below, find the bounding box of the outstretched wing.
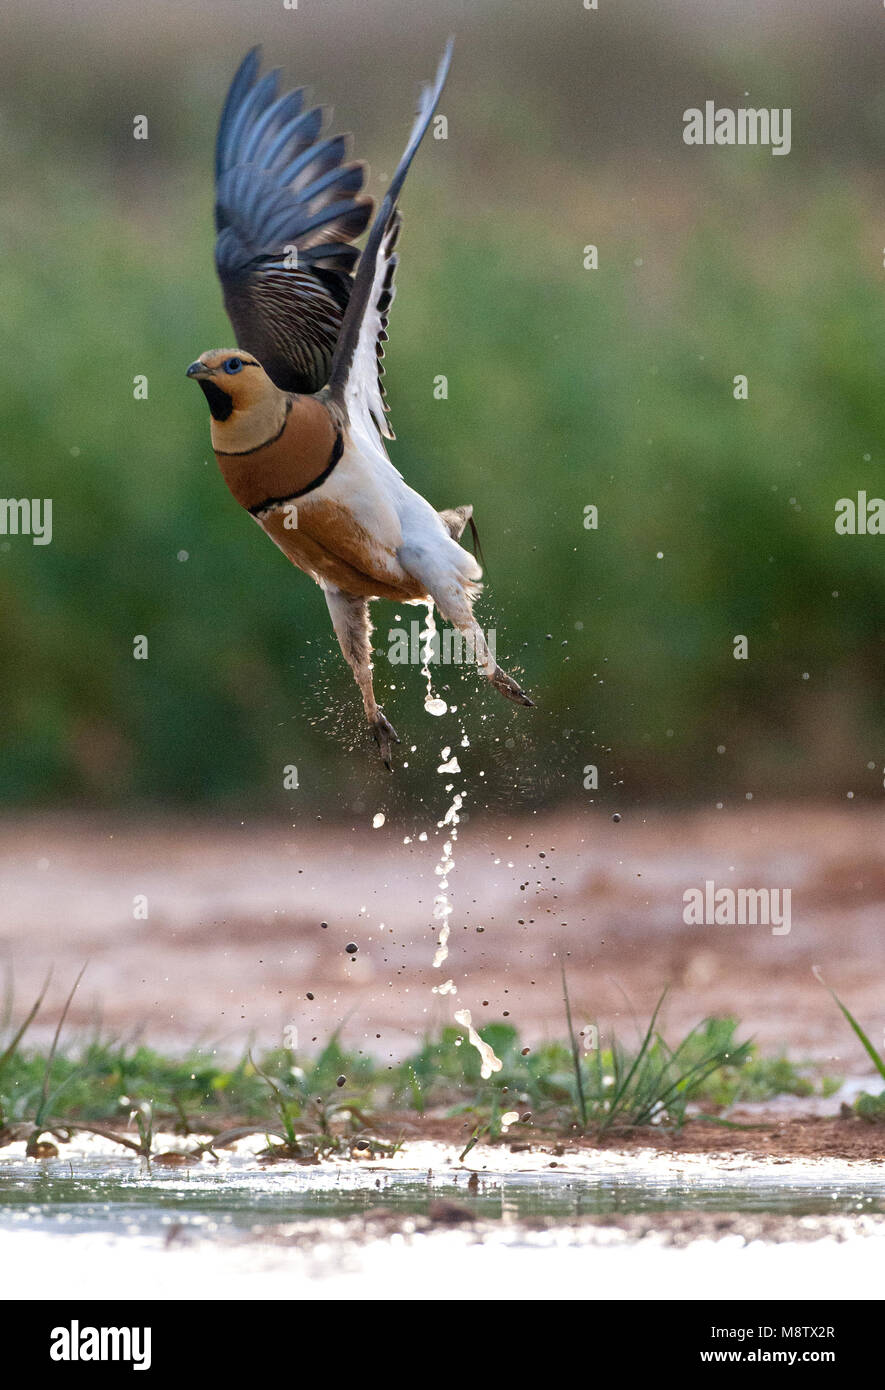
[326,41,453,446]
[214,48,373,394]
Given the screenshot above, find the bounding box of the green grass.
[0,977,838,1160]
[815,968,885,1122]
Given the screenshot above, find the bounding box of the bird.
[188,42,534,768]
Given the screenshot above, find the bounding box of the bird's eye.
[224,357,244,375]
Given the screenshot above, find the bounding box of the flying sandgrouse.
[188,43,533,767]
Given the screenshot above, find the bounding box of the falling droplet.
[419,601,447,715]
[454,1008,503,1079]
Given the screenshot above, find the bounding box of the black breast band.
[248,431,345,517]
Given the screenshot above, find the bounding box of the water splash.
[424,711,493,1078]
[454,1008,503,1079]
[431,807,458,969]
[420,600,448,716]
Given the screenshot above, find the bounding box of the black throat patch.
[199,380,233,421]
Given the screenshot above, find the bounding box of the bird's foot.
[490,665,535,707]
[371,711,401,769]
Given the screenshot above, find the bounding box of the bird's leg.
[324,588,401,768]
[405,570,534,708]
[467,617,535,706]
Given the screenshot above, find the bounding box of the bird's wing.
[214,48,373,394]
[326,41,453,446]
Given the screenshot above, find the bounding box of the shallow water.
[2,1155,884,1240]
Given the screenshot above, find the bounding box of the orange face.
[186,348,267,401]
[186,348,286,426]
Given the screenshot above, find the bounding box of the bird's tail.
[466,513,489,579]
[438,503,489,583]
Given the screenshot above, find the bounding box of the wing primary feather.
[298,156,363,205]
[327,41,453,437]
[213,48,376,393]
[241,88,306,167]
[224,70,281,172]
[214,47,261,181]
[248,92,309,170]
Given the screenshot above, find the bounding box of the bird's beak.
[186,360,213,380]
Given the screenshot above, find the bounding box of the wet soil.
[366,1112,885,1162]
[0,804,882,1069]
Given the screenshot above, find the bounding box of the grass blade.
[814,967,885,1082]
[0,970,52,1080]
[35,965,87,1127]
[601,987,668,1131]
[560,963,587,1129]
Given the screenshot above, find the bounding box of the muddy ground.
[0,803,881,1069]
[364,1114,885,1162]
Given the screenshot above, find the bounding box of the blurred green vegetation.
[2,3,885,814]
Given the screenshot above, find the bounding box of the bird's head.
[186,349,275,418]
[187,349,289,452]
